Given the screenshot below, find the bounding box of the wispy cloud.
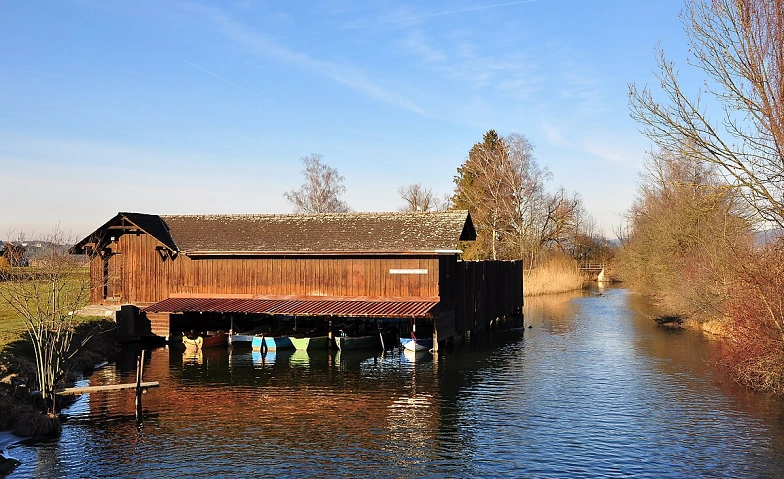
[180,59,267,101]
[263,0,541,41]
[401,27,545,102]
[176,1,545,119]
[178,1,427,115]
[581,136,646,168]
[401,31,447,63]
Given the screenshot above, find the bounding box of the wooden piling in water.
[54,349,159,423]
[135,350,145,420]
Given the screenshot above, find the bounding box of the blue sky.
[1,0,691,239]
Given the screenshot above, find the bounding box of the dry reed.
[524,255,587,296]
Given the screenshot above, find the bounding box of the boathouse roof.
[73,211,476,255]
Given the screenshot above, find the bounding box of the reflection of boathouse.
[71,211,522,350]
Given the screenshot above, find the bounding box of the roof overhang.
[143,295,439,319]
[182,250,462,258]
[71,212,177,255]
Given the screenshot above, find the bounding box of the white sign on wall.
[389,269,429,275]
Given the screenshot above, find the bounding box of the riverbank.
[0,319,118,436]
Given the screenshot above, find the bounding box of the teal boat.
[251,335,294,352]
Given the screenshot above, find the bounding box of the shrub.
[719,240,784,395]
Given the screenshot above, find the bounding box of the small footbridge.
[578,262,608,281]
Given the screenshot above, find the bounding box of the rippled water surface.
[6,287,784,478]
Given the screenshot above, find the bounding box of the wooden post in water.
[377,319,386,351]
[135,350,145,421]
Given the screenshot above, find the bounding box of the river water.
[5,287,784,478]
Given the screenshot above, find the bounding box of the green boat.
[289,335,331,350]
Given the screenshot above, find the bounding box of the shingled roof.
[73,211,475,255]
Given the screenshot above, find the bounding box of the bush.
[12,412,61,437]
[719,240,784,395]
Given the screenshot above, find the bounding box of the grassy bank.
[0,299,26,349]
[524,255,588,296]
[0,279,118,438]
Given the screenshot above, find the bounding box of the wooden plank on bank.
[55,381,159,395]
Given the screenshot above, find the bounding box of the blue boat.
[251,335,294,352]
[400,336,433,352]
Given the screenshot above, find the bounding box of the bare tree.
[617,148,750,315]
[0,228,97,418]
[284,154,351,213]
[453,130,585,264]
[398,183,448,212]
[453,130,518,260]
[1,241,27,267]
[629,0,784,228]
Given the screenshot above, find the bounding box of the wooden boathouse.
[71,211,523,350]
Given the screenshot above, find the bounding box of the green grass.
[0,270,94,350]
[0,297,27,349]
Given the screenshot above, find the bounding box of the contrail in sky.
[338,0,540,32]
[181,0,539,54]
[180,59,266,101]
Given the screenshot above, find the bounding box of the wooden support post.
[377,319,386,351]
[135,350,145,421]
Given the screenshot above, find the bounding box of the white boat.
[228,334,255,345]
[400,337,433,352]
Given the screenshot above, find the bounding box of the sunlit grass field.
[0,269,95,350]
[0,296,27,348]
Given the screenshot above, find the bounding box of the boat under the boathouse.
[71,211,524,353]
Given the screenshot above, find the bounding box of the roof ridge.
[160,210,467,218]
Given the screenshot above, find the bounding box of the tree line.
[285,132,610,269]
[623,0,784,395]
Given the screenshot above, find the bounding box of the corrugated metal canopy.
[143,296,438,318]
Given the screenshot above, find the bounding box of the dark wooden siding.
[450,260,523,338]
[89,254,102,304]
[98,232,441,304]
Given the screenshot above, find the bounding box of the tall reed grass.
[524,255,587,296]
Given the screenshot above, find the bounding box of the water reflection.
[6,288,784,478]
[524,291,584,335]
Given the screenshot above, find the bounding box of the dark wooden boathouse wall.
[433,258,523,344]
[454,260,523,334]
[90,232,441,305]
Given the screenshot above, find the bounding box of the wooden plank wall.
[97,232,442,304]
[145,312,171,338]
[89,255,102,304]
[452,260,523,337]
